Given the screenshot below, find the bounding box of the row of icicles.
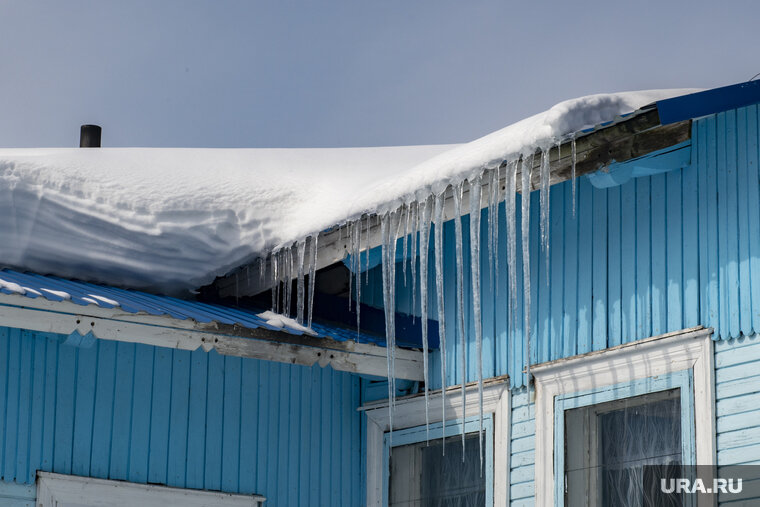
[258,137,578,468]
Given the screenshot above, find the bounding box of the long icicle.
[365,214,371,285]
[296,240,306,324]
[540,148,551,281]
[402,204,409,285]
[571,134,577,217]
[353,220,362,338]
[505,160,518,353]
[410,204,418,323]
[468,174,485,472]
[271,249,279,313]
[491,165,501,296]
[307,235,318,328]
[348,223,354,313]
[521,156,533,386]
[418,197,432,441]
[388,211,400,424]
[433,191,447,453]
[452,181,467,456]
[380,212,395,444]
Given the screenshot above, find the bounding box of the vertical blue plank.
[255,361,270,497]
[185,349,208,489]
[222,356,241,493]
[650,173,667,336]
[71,342,97,478]
[635,177,652,340]
[737,106,753,336]
[697,119,712,326]
[286,365,301,506]
[148,346,172,485]
[592,183,608,351]
[266,363,281,503]
[512,199,523,384]
[350,375,361,506]
[724,110,741,337]
[682,161,700,328]
[549,184,565,360]
[14,331,33,483]
[41,336,58,473]
[128,344,154,484]
[238,357,258,495]
[299,365,312,507]
[204,350,224,491]
[28,333,47,483]
[482,207,496,378]
[620,179,637,343]
[577,179,593,355]
[444,219,459,386]
[666,169,684,331]
[109,342,135,480]
[563,183,578,358]
[90,340,115,478]
[331,369,342,505]
[716,113,730,337]
[167,349,191,488]
[4,329,21,480]
[319,367,330,506]
[340,373,352,507]
[0,328,8,480]
[607,186,622,347]
[53,338,75,475]
[307,364,321,504]
[708,115,723,336]
[747,105,760,333]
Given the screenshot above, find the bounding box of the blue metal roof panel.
[0,268,385,345]
[656,81,760,125]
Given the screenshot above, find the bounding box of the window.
[362,378,509,506]
[386,416,493,506]
[36,472,265,507]
[532,327,715,506]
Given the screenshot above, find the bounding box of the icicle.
[452,181,467,455]
[365,214,371,285]
[353,220,362,338]
[418,197,432,441]
[468,174,485,472]
[410,204,418,323]
[521,156,533,386]
[296,240,306,324]
[348,223,354,313]
[381,211,400,444]
[489,166,501,296]
[540,148,550,280]
[402,205,409,285]
[271,250,279,312]
[285,246,293,317]
[571,134,577,217]
[505,161,518,343]
[433,192,448,453]
[258,256,266,291]
[307,235,318,328]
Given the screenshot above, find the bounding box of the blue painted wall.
[0,326,362,506]
[360,104,760,389]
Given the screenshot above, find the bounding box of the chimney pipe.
[80,125,102,148]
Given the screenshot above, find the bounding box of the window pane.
[565,388,682,507]
[389,433,486,507]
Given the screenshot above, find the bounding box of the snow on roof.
[0,89,697,293]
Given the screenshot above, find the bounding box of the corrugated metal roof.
[0,268,385,346]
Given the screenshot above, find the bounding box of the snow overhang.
[214,104,692,298]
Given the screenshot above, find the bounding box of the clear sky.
[1,0,758,148]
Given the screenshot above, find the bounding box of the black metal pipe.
[80,125,102,147]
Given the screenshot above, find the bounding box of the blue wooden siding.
[360,104,760,389]
[509,387,534,507]
[714,333,760,505]
[0,326,362,507]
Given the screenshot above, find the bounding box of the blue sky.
[1,1,758,148]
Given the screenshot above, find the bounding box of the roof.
[0,268,383,343]
[0,268,423,380]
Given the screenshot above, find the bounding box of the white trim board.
[362,379,510,506]
[531,326,716,507]
[0,293,423,380]
[36,472,265,507]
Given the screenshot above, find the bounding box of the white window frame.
[361,377,510,506]
[36,472,265,507]
[531,326,716,506]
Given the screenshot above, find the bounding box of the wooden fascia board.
[216,110,692,298]
[0,293,423,380]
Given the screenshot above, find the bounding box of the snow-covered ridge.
[0,89,697,293]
